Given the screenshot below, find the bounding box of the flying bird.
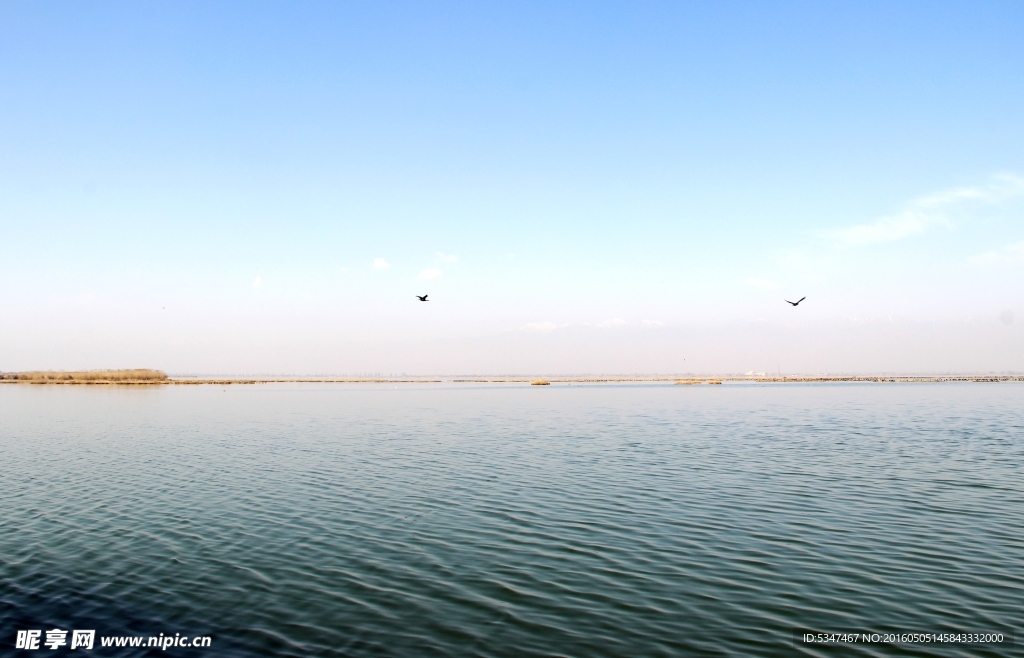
[785,297,806,306]
[416,295,429,302]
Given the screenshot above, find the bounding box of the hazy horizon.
[3,2,1023,375]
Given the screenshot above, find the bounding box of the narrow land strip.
[1,370,1021,385]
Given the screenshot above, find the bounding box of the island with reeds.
[0,370,443,385]
[0,369,170,384]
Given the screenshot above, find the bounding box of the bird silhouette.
[785,297,806,306]
[416,295,429,302]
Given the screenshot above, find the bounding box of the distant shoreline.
[0,370,1021,385]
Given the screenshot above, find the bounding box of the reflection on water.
[1,383,1021,656]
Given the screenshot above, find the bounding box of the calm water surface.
[1,382,1021,657]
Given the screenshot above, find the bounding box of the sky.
[2,1,1023,375]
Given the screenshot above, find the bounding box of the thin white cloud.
[520,321,564,333]
[969,240,1024,267]
[417,268,442,281]
[253,276,263,288]
[595,318,665,328]
[435,252,458,263]
[743,277,779,290]
[517,319,656,332]
[916,174,1024,207]
[833,209,943,245]
[829,174,1024,246]
[373,258,391,270]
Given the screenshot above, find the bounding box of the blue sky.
[2,1,1023,374]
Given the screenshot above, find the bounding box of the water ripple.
[1,382,1021,656]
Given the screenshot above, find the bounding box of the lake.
[1,382,1021,656]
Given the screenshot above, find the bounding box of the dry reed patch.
[530,379,551,386]
[675,380,702,385]
[0,369,169,383]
